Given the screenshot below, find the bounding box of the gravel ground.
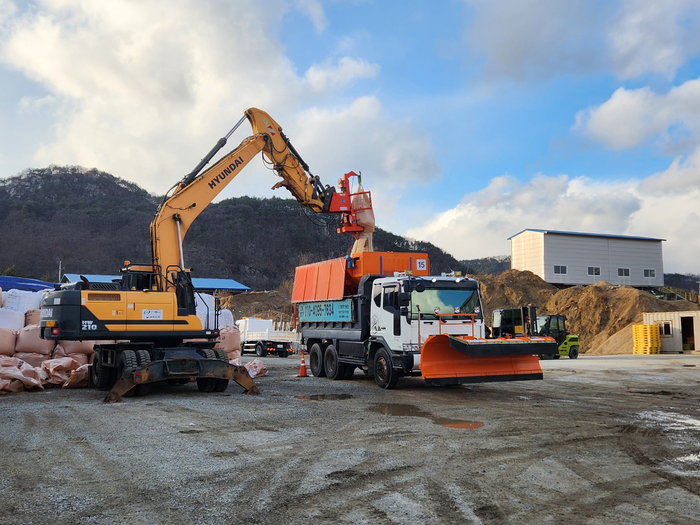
[1,354,699,524]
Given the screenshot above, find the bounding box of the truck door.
[380,283,401,338]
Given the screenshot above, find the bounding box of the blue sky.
[1,0,699,272]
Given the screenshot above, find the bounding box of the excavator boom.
[151,108,372,292]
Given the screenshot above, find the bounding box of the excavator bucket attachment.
[420,334,552,386]
[104,359,260,403]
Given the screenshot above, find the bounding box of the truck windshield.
[409,288,481,321]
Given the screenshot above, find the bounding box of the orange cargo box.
[292,252,430,303]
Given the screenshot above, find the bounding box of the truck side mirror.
[400,306,409,317]
[398,292,410,306]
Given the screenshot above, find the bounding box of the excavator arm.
[150,108,371,292]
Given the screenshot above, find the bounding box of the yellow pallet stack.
[633,324,661,355]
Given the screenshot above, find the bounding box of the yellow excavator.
[39,108,372,401]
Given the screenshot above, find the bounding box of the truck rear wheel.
[255,343,268,357]
[278,350,288,358]
[324,344,347,380]
[374,348,398,389]
[342,366,355,380]
[309,343,326,377]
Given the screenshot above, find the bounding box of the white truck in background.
[236,318,297,357]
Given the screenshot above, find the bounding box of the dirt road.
[1,354,699,524]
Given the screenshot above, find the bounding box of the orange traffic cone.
[297,348,308,377]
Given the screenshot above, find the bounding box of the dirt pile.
[478,273,699,354]
[475,269,558,321]
[219,282,293,324]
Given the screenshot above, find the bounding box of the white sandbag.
[0,308,25,331]
[197,311,217,331]
[219,309,234,328]
[0,327,16,356]
[3,289,43,313]
[57,340,95,355]
[195,293,216,315]
[15,325,55,355]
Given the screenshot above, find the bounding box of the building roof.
[61,273,249,292]
[507,229,666,242]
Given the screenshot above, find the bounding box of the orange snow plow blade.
[420,334,554,386]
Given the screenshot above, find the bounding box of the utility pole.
[58,261,62,283]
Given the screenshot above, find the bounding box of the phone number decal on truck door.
[298,300,353,322]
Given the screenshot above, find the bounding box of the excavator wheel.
[196,349,219,393]
[133,350,152,396]
[91,349,112,390]
[117,350,139,397]
[211,349,230,392]
[213,349,229,362]
[374,348,398,389]
[309,343,326,377]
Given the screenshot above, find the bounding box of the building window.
[554,265,567,275]
[617,268,630,277]
[660,322,672,336]
[588,266,601,276]
[644,269,656,278]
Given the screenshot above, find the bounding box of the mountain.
[0,166,470,289]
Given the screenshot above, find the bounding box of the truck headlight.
[402,343,419,353]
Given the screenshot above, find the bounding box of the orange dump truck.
[292,252,558,389]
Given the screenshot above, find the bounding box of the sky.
[1,0,699,273]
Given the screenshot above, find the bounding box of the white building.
[642,311,698,353]
[509,229,665,287]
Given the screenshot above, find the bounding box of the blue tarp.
[0,275,55,292]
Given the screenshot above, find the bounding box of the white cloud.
[464,0,700,81]
[405,160,700,273]
[288,97,441,227]
[0,0,15,24]
[576,79,700,150]
[304,57,379,94]
[609,0,700,80]
[295,0,328,34]
[0,0,396,200]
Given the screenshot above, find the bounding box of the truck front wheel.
[324,344,347,380]
[309,343,326,377]
[374,348,398,389]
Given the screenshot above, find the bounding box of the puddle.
[682,365,696,368]
[368,403,483,430]
[294,394,354,401]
